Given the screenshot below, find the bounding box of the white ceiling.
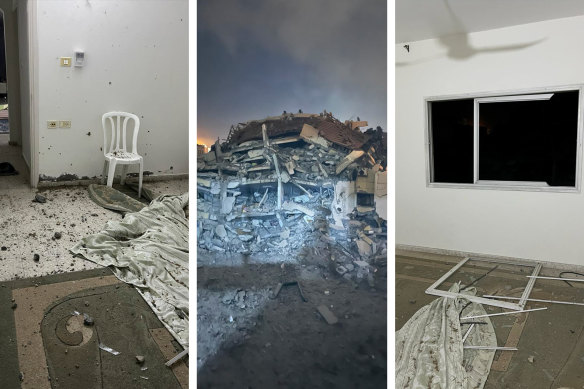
[396,0,584,43]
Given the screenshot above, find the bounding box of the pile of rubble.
[197,111,387,283]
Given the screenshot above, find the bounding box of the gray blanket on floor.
[70,193,189,347]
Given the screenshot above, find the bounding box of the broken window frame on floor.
[425,257,542,311]
[424,85,584,192]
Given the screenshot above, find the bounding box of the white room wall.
[18,0,30,167]
[36,0,188,180]
[396,15,584,266]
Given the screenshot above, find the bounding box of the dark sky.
[197,0,387,146]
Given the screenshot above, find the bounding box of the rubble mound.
[197,111,387,284]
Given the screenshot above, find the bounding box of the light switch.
[74,51,85,67]
[59,120,71,128]
[60,57,72,67]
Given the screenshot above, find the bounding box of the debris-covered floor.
[1,133,190,388]
[0,176,188,282]
[197,112,387,387]
[0,177,189,388]
[396,250,584,389]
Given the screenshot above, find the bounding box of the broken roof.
[224,112,371,150]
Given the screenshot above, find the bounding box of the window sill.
[427,182,579,193]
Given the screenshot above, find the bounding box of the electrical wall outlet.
[60,57,72,67]
[47,120,58,129]
[59,120,71,128]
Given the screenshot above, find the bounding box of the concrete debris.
[271,281,308,302]
[33,194,47,203]
[336,150,365,175]
[215,224,227,240]
[282,201,315,217]
[83,313,94,326]
[317,305,339,325]
[198,111,386,285]
[221,196,236,214]
[300,123,330,149]
[356,239,373,257]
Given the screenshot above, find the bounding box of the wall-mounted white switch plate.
[60,57,72,67]
[59,120,71,128]
[74,51,85,67]
[47,120,58,129]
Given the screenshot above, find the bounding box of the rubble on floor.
[197,111,387,285]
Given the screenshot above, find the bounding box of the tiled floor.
[0,134,188,281]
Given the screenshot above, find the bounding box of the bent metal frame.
[425,257,542,311]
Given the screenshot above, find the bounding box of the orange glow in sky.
[196,130,215,149]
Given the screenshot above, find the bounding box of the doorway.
[0,6,28,189]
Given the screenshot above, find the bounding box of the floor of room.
[396,249,584,389]
[1,268,188,388]
[0,134,188,281]
[0,135,189,387]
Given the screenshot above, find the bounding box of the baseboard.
[396,244,584,274]
[37,173,188,188]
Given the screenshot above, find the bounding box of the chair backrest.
[101,112,140,155]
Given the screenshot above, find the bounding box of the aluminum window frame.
[425,257,542,311]
[425,85,584,192]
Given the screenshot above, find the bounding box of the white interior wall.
[36,0,188,179]
[18,0,30,167]
[396,15,584,266]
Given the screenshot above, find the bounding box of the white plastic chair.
[101,111,143,198]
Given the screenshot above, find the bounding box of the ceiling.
[396,0,584,43]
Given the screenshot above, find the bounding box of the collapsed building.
[197,111,387,284]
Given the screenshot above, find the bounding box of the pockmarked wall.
[36,0,188,179]
[396,15,584,266]
[18,0,30,167]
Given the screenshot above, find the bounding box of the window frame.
[425,85,584,193]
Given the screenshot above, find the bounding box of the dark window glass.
[478,91,578,186]
[430,99,474,183]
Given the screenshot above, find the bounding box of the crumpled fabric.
[70,193,189,347]
[396,283,497,389]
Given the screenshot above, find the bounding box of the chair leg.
[106,160,117,187]
[120,165,128,185]
[138,159,143,199]
[101,161,108,184]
